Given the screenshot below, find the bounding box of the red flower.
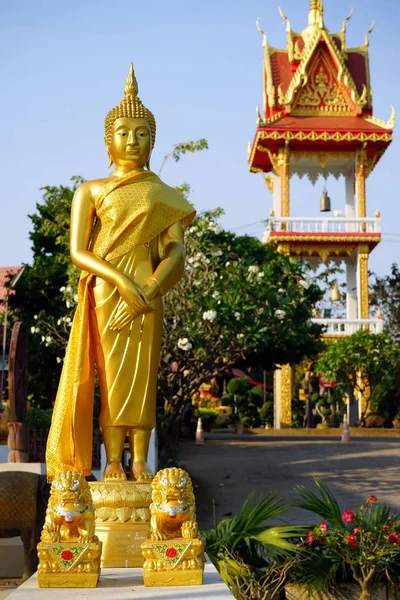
[386,532,400,544]
[383,525,391,530]
[306,532,314,547]
[319,522,328,532]
[353,528,361,534]
[342,510,355,524]
[367,495,378,504]
[60,550,73,561]
[346,534,358,549]
[165,547,177,558]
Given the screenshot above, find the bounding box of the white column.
[346,257,358,320]
[272,173,281,217]
[345,170,355,232]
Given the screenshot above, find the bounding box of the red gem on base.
[61,550,74,561]
[165,547,177,558]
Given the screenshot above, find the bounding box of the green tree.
[315,330,399,423]
[371,264,400,342]
[158,209,324,450]
[5,177,83,407]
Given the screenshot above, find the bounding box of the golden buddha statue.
[46,63,195,483]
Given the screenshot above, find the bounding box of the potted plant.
[287,480,400,599]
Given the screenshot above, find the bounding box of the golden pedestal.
[89,480,152,567]
[37,540,102,588]
[142,538,205,586]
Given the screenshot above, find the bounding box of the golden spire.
[124,62,139,98]
[308,0,324,27]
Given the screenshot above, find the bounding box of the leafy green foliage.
[290,480,400,597]
[371,264,400,343]
[6,177,83,407]
[203,492,305,573]
[315,330,400,423]
[158,210,324,454]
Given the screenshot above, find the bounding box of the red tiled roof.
[0,267,20,307]
[263,115,391,133]
[347,51,369,98]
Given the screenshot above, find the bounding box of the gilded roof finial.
[340,6,354,48]
[256,18,267,48]
[387,106,396,129]
[364,21,375,47]
[278,7,291,33]
[124,62,139,98]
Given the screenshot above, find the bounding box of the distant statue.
[46,63,195,482]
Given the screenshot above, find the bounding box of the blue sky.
[1,0,399,276]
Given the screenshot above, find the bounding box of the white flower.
[203,310,217,322]
[56,356,62,364]
[66,300,71,309]
[30,326,36,334]
[237,333,245,339]
[66,317,71,323]
[57,319,62,326]
[45,336,52,344]
[74,294,78,302]
[34,314,38,320]
[177,338,192,351]
[67,287,73,293]
[208,221,221,233]
[248,265,259,274]
[299,279,308,289]
[234,311,241,320]
[256,271,265,281]
[59,286,66,292]
[278,288,284,294]
[225,262,230,267]
[212,250,223,257]
[41,336,45,342]
[212,291,220,299]
[188,226,196,234]
[274,309,286,320]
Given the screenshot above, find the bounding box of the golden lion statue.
[41,471,97,543]
[149,468,198,541]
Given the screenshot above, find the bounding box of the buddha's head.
[104,63,156,170]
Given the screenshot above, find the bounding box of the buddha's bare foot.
[103,461,127,481]
[132,461,154,481]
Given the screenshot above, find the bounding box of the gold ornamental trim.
[257,130,392,143]
[267,233,380,244]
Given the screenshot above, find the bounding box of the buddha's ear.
[105,141,114,169]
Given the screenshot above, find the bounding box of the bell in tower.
[320,188,331,212]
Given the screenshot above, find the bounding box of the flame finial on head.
[104,61,156,149]
[124,62,139,98]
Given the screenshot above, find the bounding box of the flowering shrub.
[292,480,400,600]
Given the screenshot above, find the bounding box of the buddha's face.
[108,117,151,169]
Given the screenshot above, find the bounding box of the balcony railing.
[264,217,380,241]
[311,318,383,336]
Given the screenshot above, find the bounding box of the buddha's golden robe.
[46,170,195,478]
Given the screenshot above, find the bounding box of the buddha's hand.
[110,280,153,331]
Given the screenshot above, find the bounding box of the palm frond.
[363,503,396,530]
[293,479,344,528]
[255,525,307,552]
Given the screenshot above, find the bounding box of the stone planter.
[285,584,394,599]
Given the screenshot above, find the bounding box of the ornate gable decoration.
[277,28,367,115]
[292,48,355,116]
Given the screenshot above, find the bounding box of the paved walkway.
[180,437,400,530]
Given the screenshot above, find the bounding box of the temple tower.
[248,1,393,427]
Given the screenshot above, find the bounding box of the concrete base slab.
[7,561,233,598]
